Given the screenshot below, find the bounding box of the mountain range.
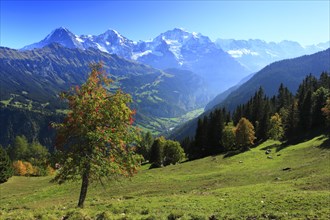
[2,27,329,147]
[216,39,329,72]
[22,27,249,95]
[22,27,329,95]
[0,44,209,146]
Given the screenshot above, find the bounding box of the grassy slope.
[0,135,329,219]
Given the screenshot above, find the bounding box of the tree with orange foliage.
[52,63,141,208]
[12,160,27,176]
[23,162,34,176]
[235,118,256,150]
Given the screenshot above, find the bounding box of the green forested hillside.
[171,49,330,141]
[0,45,207,146]
[215,48,330,111]
[0,135,329,219]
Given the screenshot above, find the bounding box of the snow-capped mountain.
[22,27,85,50]
[134,28,249,94]
[23,27,135,58]
[22,27,249,95]
[216,39,330,72]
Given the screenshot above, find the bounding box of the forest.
[181,72,330,159]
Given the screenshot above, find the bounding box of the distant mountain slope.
[216,48,330,111]
[0,44,210,146]
[1,44,208,117]
[204,73,255,111]
[22,27,249,95]
[170,49,330,141]
[216,39,330,72]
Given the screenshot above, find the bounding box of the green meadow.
[1,135,329,219]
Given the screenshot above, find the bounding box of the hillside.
[1,135,329,219]
[0,44,208,146]
[170,49,330,141]
[215,48,330,112]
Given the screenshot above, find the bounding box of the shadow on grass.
[276,131,329,152]
[318,137,330,149]
[260,143,281,151]
[224,149,248,158]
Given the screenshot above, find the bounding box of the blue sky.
[1,1,329,49]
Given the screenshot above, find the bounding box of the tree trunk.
[78,164,90,208]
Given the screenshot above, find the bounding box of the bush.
[163,140,185,166]
[0,146,13,183]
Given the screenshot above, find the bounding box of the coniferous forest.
[182,72,330,160]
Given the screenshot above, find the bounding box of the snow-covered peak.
[157,28,205,43]
[46,27,74,40]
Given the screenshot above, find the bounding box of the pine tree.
[149,136,165,168]
[194,116,208,157]
[137,131,154,161]
[0,146,13,183]
[312,87,329,128]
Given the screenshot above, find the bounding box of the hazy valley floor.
[0,135,329,219]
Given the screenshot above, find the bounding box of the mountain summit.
[21,27,249,95]
[22,27,85,50]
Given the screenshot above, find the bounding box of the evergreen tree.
[207,109,225,154]
[277,83,294,111]
[194,116,208,157]
[180,137,193,159]
[257,100,271,141]
[311,87,329,128]
[137,131,154,161]
[321,97,330,127]
[286,101,299,139]
[0,146,13,183]
[149,136,166,168]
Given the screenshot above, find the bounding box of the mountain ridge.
[21,27,250,95]
[216,38,330,72]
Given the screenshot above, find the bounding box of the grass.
[1,135,329,219]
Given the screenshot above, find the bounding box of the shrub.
[163,140,185,166]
